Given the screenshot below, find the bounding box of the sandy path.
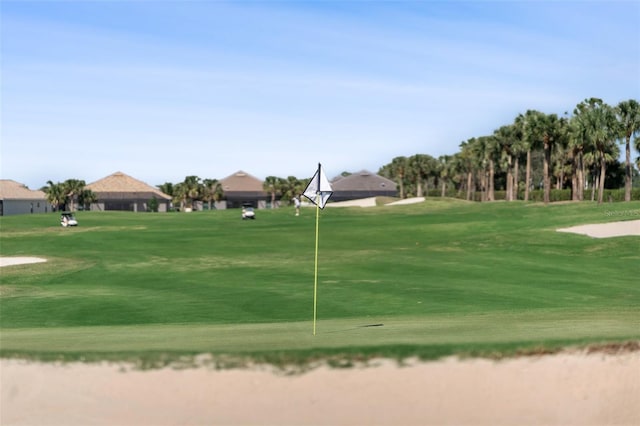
[2,352,639,426]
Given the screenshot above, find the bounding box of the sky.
[2,0,639,190]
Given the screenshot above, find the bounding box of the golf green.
[1,200,638,365]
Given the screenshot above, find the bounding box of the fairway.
[1,200,639,365]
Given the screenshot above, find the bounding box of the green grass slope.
[1,200,639,365]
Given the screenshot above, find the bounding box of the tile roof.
[0,180,47,200]
[220,171,266,193]
[331,170,397,191]
[86,172,171,200]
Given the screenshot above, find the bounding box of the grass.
[1,200,639,367]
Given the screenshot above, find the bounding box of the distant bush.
[601,188,640,202]
[522,189,571,202]
[148,197,159,213]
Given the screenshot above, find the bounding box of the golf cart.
[241,204,255,220]
[60,212,78,227]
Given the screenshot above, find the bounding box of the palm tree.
[448,153,465,198]
[176,176,202,210]
[172,183,186,210]
[615,99,640,202]
[494,125,517,201]
[458,140,476,201]
[469,136,498,201]
[78,188,97,210]
[576,98,619,204]
[595,108,620,204]
[569,100,597,201]
[263,176,283,208]
[483,136,499,201]
[527,111,564,204]
[551,114,571,191]
[513,126,530,200]
[552,135,570,190]
[157,182,174,197]
[379,156,409,199]
[438,155,454,197]
[202,179,223,210]
[567,116,582,200]
[42,180,65,212]
[508,116,530,201]
[466,138,484,201]
[408,154,437,197]
[62,179,87,212]
[636,134,640,171]
[515,111,536,201]
[279,176,304,203]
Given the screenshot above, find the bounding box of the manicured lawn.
[1,200,638,365]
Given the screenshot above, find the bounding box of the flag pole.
[304,163,331,336]
[313,192,320,336]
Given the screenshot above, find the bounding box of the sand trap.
[557,219,640,238]
[1,351,638,426]
[326,197,378,208]
[314,196,426,208]
[0,257,47,268]
[385,196,425,206]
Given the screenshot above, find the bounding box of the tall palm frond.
[615,99,640,201]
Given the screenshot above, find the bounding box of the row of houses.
[0,170,397,216]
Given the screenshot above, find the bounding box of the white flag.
[303,163,333,209]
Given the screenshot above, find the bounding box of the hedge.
[422,188,640,202]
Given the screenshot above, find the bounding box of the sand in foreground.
[2,352,639,426]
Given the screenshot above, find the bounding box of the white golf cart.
[241,204,256,220]
[60,212,78,227]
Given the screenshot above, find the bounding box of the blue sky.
[2,1,639,189]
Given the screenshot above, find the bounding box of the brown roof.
[331,170,397,191]
[0,180,47,200]
[220,171,266,193]
[86,172,171,200]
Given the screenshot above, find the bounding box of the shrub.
[148,197,159,212]
[601,188,640,202]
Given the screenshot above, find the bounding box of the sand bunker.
[557,219,640,238]
[327,197,378,207]
[0,257,47,268]
[1,351,638,425]
[385,196,425,206]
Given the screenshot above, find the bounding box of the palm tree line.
[41,179,96,212]
[378,98,640,204]
[157,175,309,210]
[41,98,638,211]
[157,176,224,211]
[40,174,310,212]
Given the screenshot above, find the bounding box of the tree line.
[156,175,311,210]
[41,97,638,211]
[40,175,311,212]
[378,98,640,204]
[41,179,97,212]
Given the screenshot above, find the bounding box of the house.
[0,180,52,216]
[330,170,397,202]
[86,172,171,212]
[220,170,268,209]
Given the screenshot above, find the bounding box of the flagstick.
[313,193,321,336]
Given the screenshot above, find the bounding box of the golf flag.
[303,163,333,208]
[303,163,333,335]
